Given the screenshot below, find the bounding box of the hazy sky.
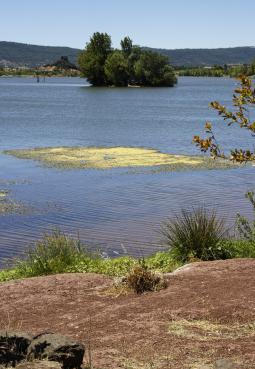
[1,0,254,49]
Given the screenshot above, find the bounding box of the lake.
[0,76,255,262]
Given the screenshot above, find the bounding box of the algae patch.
[3,146,238,171]
[0,190,8,200]
[0,189,28,215]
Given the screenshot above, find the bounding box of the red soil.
[0,259,254,368]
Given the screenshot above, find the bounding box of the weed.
[126,260,167,294]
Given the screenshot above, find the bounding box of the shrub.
[67,255,137,276]
[161,207,229,262]
[217,239,255,258]
[236,191,255,241]
[11,230,93,277]
[126,260,166,294]
[145,251,182,272]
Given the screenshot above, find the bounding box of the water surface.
[0,76,255,261]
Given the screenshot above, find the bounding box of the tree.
[193,76,255,162]
[127,46,142,84]
[120,37,133,56]
[78,32,112,86]
[134,51,177,87]
[78,33,177,87]
[104,50,129,86]
[250,59,255,76]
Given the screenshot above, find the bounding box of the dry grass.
[102,284,133,297]
[3,146,235,171]
[0,311,23,331]
[168,319,255,341]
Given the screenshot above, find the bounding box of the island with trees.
[78,32,177,87]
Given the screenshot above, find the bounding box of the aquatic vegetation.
[0,190,8,199]
[0,189,28,215]
[4,146,239,171]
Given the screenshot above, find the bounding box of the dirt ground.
[0,259,254,369]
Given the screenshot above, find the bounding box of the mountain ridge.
[1,41,255,67]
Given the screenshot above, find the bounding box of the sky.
[1,0,255,50]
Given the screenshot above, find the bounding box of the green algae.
[3,146,240,171]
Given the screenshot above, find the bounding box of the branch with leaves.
[193,76,255,162]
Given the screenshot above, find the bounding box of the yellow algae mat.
[0,190,8,199]
[4,146,236,171]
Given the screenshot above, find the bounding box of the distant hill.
[1,41,255,67]
[0,41,80,67]
[146,46,255,67]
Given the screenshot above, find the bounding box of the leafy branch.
[193,76,255,162]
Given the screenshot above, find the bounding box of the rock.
[214,359,237,369]
[0,330,33,366]
[16,361,62,369]
[27,333,85,369]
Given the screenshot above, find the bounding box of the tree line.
[177,61,255,78]
[78,33,177,87]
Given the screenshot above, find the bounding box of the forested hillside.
[0,41,79,67]
[148,46,255,66]
[1,41,255,67]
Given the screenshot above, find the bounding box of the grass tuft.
[161,207,229,262]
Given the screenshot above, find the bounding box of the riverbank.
[0,258,254,368]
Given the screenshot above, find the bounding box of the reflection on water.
[0,77,255,262]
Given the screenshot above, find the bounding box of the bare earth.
[0,259,254,369]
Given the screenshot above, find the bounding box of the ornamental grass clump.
[161,207,229,262]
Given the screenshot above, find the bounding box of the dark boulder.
[0,330,33,366]
[27,333,85,369]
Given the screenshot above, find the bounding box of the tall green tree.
[78,32,177,87]
[134,51,177,87]
[127,46,142,85]
[78,32,112,86]
[120,37,133,56]
[104,50,129,86]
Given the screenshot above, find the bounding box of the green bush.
[145,251,182,272]
[217,239,255,258]
[236,191,255,241]
[161,207,229,262]
[67,255,137,276]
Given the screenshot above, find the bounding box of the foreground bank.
[0,259,254,368]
